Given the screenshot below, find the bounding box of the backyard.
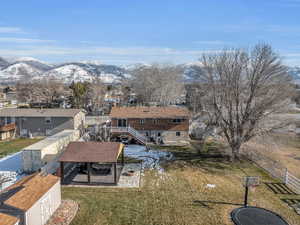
[62,142,300,225]
[0,138,43,158]
[243,133,300,177]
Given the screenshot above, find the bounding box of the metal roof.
[0,108,83,117]
[22,130,78,151]
[59,142,124,163]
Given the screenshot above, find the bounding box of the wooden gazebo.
[59,142,125,185]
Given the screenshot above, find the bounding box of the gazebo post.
[87,162,91,184]
[114,162,117,184]
[121,147,124,166]
[60,162,64,184]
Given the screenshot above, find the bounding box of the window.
[45,117,52,124]
[153,119,159,124]
[176,132,181,137]
[140,119,145,124]
[173,119,184,123]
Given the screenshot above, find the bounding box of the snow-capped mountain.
[43,64,93,83]
[0,57,130,84]
[0,56,299,84]
[1,62,43,81]
[44,62,129,83]
[181,63,205,82]
[0,57,9,69]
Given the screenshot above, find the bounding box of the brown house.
[110,106,190,145]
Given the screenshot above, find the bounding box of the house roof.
[1,173,59,211]
[109,106,190,119]
[0,123,16,132]
[59,142,124,163]
[0,108,83,118]
[0,213,19,225]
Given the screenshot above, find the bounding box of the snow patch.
[124,145,173,172]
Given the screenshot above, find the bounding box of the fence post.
[284,168,288,184]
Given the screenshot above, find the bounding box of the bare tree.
[199,44,294,161]
[186,83,206,113]
[130,64,185,105]
[16,79,68,104]
[85,78,105,112]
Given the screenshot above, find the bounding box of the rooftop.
[0,213,19,225]
[59,142,124,163]
[1,173,59,211]
[0,123,16,132]
[110,106,190,119]
[22,129,78,151]
[0,108,83,117]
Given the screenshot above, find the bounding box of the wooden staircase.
[110,126,149,145]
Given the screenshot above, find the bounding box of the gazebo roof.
[59,142,124,163]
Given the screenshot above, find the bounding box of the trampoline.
[231,207,289,225]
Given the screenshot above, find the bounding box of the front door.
[117,119,127,127]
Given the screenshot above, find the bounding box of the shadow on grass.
[158,142,252,176]
[193,200,243,209]
[265,182,297,195]
[281,198,300,206]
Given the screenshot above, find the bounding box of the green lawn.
[0,138,43,158]
[62,142,300,225]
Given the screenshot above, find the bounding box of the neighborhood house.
[0,123,16,140]
[0,108,85,137]
[0,173,61,225]
[110,106,190,145]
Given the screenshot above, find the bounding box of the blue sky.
[0,0,300,65]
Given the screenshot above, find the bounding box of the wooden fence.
[243,150,300,194]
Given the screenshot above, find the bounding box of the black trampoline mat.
[231,207,289,225]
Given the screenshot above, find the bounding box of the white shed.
[22,129,80,173]
[0,173,61,225]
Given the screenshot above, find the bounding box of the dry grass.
[62,143,300,225]
[245,133,300,177]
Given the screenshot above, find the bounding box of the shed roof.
[59,142,124,163]
[1,173,59,211]
[110,106,190,119]
[23,129,78,151]
[0,213,19,225]
[0,108,83,118]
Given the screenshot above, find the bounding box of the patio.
[59,142,125,185]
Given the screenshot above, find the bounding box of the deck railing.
[111,126,148,144]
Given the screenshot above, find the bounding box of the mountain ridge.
[0,56,299,84]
